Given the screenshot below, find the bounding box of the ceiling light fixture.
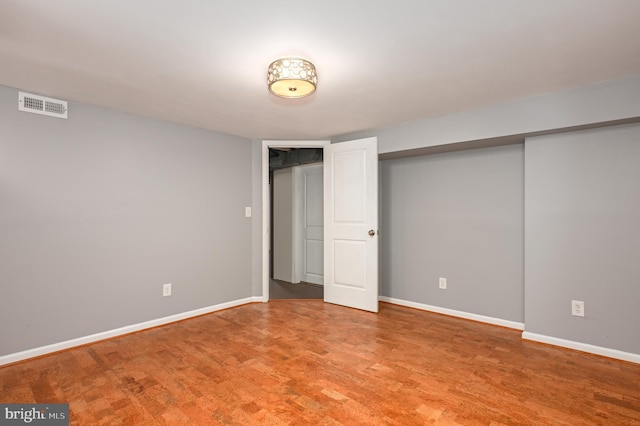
[267,57,317,98]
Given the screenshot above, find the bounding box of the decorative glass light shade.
[267,57,317,98]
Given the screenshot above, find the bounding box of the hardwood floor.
[1,301,639,425]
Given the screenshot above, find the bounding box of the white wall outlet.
[439,277,447,289]
[163,283,172,297]
[571,300,584,317]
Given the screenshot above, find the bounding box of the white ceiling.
[1,1,639,140]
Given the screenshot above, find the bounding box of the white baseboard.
[380,297,639,364]
[6,297,635,367]
[0,296,263,367]
[522,332,640,364]
[379,296,524,330]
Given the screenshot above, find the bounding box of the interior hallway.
[269,279,323,300]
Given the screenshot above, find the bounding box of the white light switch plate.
[571,300,584,317]
[245,207,252,218]
[439,277,447,289]
[163,283,172,297]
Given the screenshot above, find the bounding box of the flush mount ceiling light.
[267,57,317,98]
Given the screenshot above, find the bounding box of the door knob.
[368,229,376,237]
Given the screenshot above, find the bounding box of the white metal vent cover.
[18,91,68,119]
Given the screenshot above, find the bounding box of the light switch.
[245,207,252,218]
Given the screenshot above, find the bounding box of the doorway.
[269,149,324,299]
[261,137,380,312]
[262,140,330,301]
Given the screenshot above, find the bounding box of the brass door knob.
[368,230,376,237]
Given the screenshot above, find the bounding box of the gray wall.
[381,144,524,322]
[251,139,263,297]
[334,74,640,155]
[0,84,253,356]
[524,123,640,354]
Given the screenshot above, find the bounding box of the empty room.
[1,1,639,424]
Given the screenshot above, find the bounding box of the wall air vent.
[18,92,68,119]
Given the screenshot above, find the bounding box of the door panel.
[333,240,367,288]
[324,137,378,312]
[305,240,324,280]
[300,164,324,285]
[332,150,366,222]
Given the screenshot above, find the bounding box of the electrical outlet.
[439,277,447,289]
[571,300,584,317]
[163,283,172,297]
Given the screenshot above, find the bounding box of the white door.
[323,137,378,312]
[297,164,324,285]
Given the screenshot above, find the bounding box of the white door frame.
[261,140,330,302]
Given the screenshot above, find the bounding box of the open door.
[323,137,378,312]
